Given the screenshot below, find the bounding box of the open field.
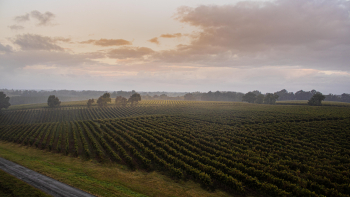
[276,100,350,106]
[0,100,350,197]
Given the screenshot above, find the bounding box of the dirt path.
[0,157,96,197]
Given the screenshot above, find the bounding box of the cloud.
[53,37,72,43]
[156,0,350,71]
[160,33,182,38]
[81,52,106,59]
[30,10,56,26]
[14,11,56,26]
[148,37,159,45]
[8,25,25,30]
[0,43,13,53]
[14,13,30,22]
[107,47,154,59]
[80,39,132,46]
[147,33,183,45]
[13,34,64,51]
[0,50,102,72]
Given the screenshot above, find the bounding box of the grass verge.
[0,141,231,197]
[0,168,51,197]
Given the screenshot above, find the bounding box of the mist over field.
[1,1,350,197]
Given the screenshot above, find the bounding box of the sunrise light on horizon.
[1,0,350,94]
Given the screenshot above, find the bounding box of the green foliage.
[47,95,61,108]
[264,93,279,104]
[1,101,350,196]
[308,92,325,106]
[128,93,141,106]
[184,93,195,101]
[242,92,256,103]
[97,93,111,107]
[0,169,51,197]
[115,96,127,107]
[0,92,11,112]
[87,98,94,107]
[255,94,264,104]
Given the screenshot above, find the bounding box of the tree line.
[184,89,350,103]
[0,89,185,105]
[0,88,348,111]
[47,93,142,108]
[184,90,327,106]
[2,88,350,106]
[275,89,350,102]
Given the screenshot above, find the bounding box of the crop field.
[0,100,350,197]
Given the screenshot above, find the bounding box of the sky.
[0,0,350,94]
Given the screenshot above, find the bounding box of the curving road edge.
[0,157,96,197]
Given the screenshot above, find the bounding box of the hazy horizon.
[1,0,350,94]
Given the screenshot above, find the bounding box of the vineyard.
[0,100,350,197]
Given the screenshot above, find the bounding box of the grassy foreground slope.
[0,142,231,197]
[0,168,51,197]
[0,100,350,197]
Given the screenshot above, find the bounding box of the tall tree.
[255,94,265,104]
[264,93,279,104]
[47,95,61,107]
[184,93,195,101]
[97,93,111,107]
[128,93,141,106]
[160,94,168,99]
[308,92,325,106]
[87,98,95,107]
[341,93,350,103]
[274,89,295,100]
[0,92,11,113]
[242,92,256,103]
[115,96,127,107]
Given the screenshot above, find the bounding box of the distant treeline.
[0,89,186,105]
[275,89,350,102]
[184,89,350,103]
[1,88,350,105]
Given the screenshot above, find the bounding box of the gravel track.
[0,157,96,197]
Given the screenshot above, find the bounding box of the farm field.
[0,100,350,197]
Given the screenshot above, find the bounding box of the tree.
[308,92,325,106]
[160,94,168,99]
[242,92,256,103]
[341,93,350,103]
[47,95,61,108]
[0,92,11,113]
[121,97,128,107]
[255,94,265,104]
[87,98,94,107]
[295,90,313,100]
[153,95,159,99]
[184,93,195,101]
[274,89,295,100]
[264,93,279,104]
[128,93,141,106]
[97,93,111,107]
[115,96,127,107]
[251,90,262,95]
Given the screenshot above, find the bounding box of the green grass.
[0,168,51,197]
[0,142,232,197]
